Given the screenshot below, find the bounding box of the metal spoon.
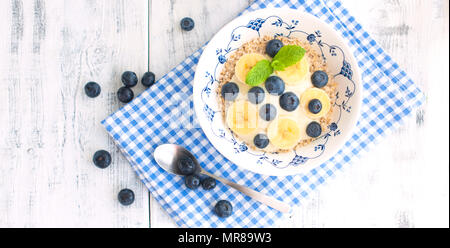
[153,144,291,213]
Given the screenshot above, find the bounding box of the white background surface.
[0,0,448,228]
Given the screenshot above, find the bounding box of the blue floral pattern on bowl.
[193,9,361,176]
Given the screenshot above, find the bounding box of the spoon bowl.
[154,144,201,176]
[153,144,291,213]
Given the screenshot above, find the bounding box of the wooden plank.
[148,0,253,227]
[0,0,149,227]
[290,0,449,228]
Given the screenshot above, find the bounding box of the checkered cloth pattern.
[102,0,424,227]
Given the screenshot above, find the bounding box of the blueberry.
[180,17,195,31]
[93,150,111,169]
[306,121,322,138]
[279,92,300,112]
[266,39,284,57]
[265,76,285,96]
[121,71,138,87]
[311,71,329,88]
[177,157,196,175]
[118,189,135,206]
[214,200,233,218]
[84,82,101,98]
[221,82,239,101]
[248,87,265,104]
[254,134,270,149]
[308,99,322,114]
[201,177,216,190]
[260,104,277,121]
[117,86,134,103]
[185,174,201,190]
[142,71,156,87]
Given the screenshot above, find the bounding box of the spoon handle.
[201,170,291,213]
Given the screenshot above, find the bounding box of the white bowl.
[193,8,362,176]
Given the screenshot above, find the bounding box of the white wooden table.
[0,0,448,228]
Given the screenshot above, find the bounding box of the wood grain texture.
[0,0,149,227]
[298,0,449,228]
[0,0,448,228]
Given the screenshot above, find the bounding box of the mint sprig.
[270,60,285,71]
[271,45,306,71]
[243,45,306,86]
[245,60,273,86]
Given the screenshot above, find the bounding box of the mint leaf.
[270,60,285,71]
[272,45,306,70]
[245,60,273,86]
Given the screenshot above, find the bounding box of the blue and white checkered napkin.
[102,0,424,227]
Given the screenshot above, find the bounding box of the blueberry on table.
[118,189,135,206]
[306,121,322,138]
[185,174,201,190]
[180,17,195,31]
[265,76,285,96]
[260,104,277,121]
[266,39,284,57]
[201,177,216,190]
[84,82,101,98]
[279,92,300,112]
[308,99,322,114]
[117,86,134,103]
[254,134,270,149]
[142,71,156,87]
[248,87,265,104]
[121,71,138,87]
[311,71,329,88]
[177,157,196,175]
[221,82,239,101]
[93,150,111,169]
[214,200,233,218]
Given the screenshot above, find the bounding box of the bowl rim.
[193,7,362,176]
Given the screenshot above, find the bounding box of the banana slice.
[267,117,301,150]
[235,53,267,83]
[275,57,310,85]
[300,88,331,119]
[226,100,259,135]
